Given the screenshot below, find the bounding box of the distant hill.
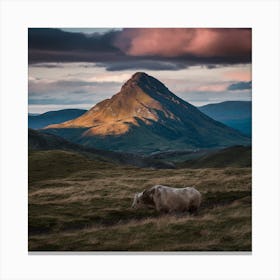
[28,113,39,116]
[28,129,175,169]
[28,109,87,129]
[198,101,251,136]
[177,145,251,168]
[44,72,250,154]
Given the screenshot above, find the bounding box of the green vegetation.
[177,146,251,168]
[29,150,251,251]
[28,150,113,183]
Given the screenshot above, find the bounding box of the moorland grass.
[28,150,251,251]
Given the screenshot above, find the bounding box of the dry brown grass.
[29,150,251,251]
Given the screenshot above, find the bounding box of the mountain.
[198,101,252,136]
[28,109,87,129]
[28,113,39,116]
[177,145,251,168]
[44,72,250,154]
[28,129,174,169]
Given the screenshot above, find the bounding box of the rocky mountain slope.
[45,72,250,153]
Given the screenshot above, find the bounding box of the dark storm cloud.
[227,81,252,91]
[28,28,252,69]
[28,28,122,64]
[99,60,188,71]
[54,80,121,87]
[31,63,65,68]
[28,28,119,52]
[205,64,218,69]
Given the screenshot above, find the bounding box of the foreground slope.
[177,145,251,168]
[29,150,251,251]
[45,72,250,153]
[29,129,174,169]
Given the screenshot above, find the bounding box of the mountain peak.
[122,72,168,93]
[46,72,181,135]
[131,72,149,80]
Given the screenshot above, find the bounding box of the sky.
[28,28,252,113]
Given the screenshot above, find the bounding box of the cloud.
[28,28,119,52]
[172,82,230,94]
[31,63,65,68]
[29,78,121,94]
[224,69,251,81]
[227,81,252,91]
[114,28,251,60]
[195,84,229,92]
[28,28,122,64]
[99,60,188,71]
[177,90,252,107]
[28,103,93,114]
[84,73,131,83]
[29,28,251,69]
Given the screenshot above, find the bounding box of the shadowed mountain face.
[45,72,250,154]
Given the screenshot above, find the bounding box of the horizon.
[28,28,252,114]
[28,99,252,115]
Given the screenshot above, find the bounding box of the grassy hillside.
[177,146,251,169]
[28,150,114,183]
[28,129,175,169]
[29,150,251,251]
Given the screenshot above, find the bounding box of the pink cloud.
[224,70,251,81]
[180,83,230,93]
[196,84,229,92]
[114,28,251,58]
